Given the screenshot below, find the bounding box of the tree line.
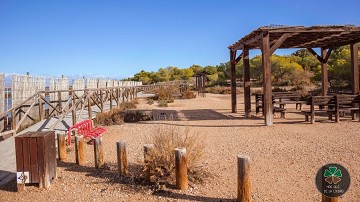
[126,46,360,90]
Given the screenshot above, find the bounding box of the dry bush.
[94,101,138,126]
[123,111,152,122]
[147,98,154,105]
[144,125,205,184]
[204,85,243,94]
[93,108,124,126]
[155,85,179,101]
[180,90,196,99]
[157,100,168,107]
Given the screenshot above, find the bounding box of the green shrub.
[158,100,168,107]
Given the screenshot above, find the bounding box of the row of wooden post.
[57,136,334,201]
[57,134,188,190]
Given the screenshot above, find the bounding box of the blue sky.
[0,0,359,79]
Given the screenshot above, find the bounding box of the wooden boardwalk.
[0,93,150,187]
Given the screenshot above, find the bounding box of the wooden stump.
[175,147,188,190]
[75,135,84,165]
[143,144,154,181]
[117,141,128,175]
[322,195,339,202]
[94,137,104,169]
[237,155,251,202]
[57,133,67,161]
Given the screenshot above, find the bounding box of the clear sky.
[0,0,359,79]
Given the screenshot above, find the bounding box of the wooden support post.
[144,144,154,181]
[100,90,104,112]
[72,95,76,126]
[321,48,329,96]
[38,95,43,120]
[110,89,113,110]
[11,109,16,131]
[243,47,251,118]
[261,32,273,126]
[88,92,92,120]
[230,50,237,113]
[117,141,128,175]
[94,137,104,169]
[57,133,67,161]
[351,43,359,94]
[237,155,251,202]
[75,135,84,165]
[58,91,62,113]
[175,147,188,190]
[322,195,339,202]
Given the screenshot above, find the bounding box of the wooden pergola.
[228,25,360,126]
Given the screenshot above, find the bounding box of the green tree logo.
[324,166,342,184]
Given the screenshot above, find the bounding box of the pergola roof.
[228,25,360,51]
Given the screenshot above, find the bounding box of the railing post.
[38,94,43,120]
[75,134,84,165]
[87,91,92,120]
[175,147,188,190]
[94,137,104,169]
[11,109,16,131]
[100,90,104,112]
[117,141,128,175]
[322,195,339,202]
[110,89,113,110]
[71,93,76,126]
[57,132,67,161]
[58,91,62,114]
[237,155,251,202]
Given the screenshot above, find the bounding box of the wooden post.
[322,195,339,202]
[75,135,84,165]
[237,155,251,202]
[38,94,43,120]
[144,144,154,181]
[261,32,273,126]
[94,137,104,169]
[321,48,329,96]
[100,90,104,112]
[110,89,113,110]
[11,109,16,131]
[87,92,92,120]
[350,43,359,94]
[117,141,128,175]
[57,133,67,161]
[58,91,62,114]
[175,147,188,190]
[71,94,76,126]
[243,47,251,118]
[230,50,237,113]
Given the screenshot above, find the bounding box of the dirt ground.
[1,93,359,201]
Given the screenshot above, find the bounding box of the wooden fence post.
[117,141,128,175]
[175,147,188,190]
[57,133,67,161]
[75,135,84,165]
[237,155,251,202]
[144,144,154,181]
[322,195,339,202]
[87,92,92,120]
[94,137,104,168]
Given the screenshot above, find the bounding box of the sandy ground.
[1,93,359,201]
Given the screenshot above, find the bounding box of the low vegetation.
[143,125,205,185]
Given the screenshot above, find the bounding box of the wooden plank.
[29,137,39,183]
[15,136,24,173]
[262,32,273,126]
[270,33,292,55]
[15,100,37,131]
[22,137,31,181]
[324,48,333,63]
[230,50,237,113]
[321,48,329,96]
[307,48,324,63]
[351,43,359,94]
[36,134,46,188]
[243,47,251,118]
[45,131,56,181]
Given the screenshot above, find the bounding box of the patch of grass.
[147,98,154,105]
[180,90,196,99]
[157,100,168,107]
[144,125,205,184]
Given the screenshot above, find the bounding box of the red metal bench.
[67,119,106,145]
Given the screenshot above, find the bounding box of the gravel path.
[1,93,359,201]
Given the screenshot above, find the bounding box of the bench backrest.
[72,119,93,135]
[308,96,333,106]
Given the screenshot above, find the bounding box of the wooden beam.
[243,47,251,118]
[230,50,237,113]
[351,43,359,94]
[235,52,244,64]
[261,32,273,126]
[324,48,333,63]
[296,32,351,48]
[321,48,329,95]
[270,33,292,55]
[307,48,324,63]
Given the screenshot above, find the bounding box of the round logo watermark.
[315,163,350,198]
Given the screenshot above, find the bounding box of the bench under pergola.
[228,25,360,126]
